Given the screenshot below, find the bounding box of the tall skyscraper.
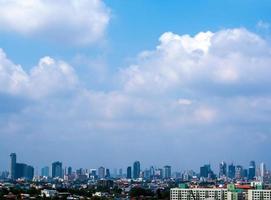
[105,168,110,178]
[98,166,105,179]
[164,165,172,179]
[219,161,227,178]
[127,166,132,179]
[52,161,62,178]
[10,153,16,180]
[235,165,243,180]
[118,168,123,178]
[41,166,49,177]
[200,164,211,178]
[248,160,256,180]
[228,163,235,179]
[68,166,72,176]
[150,166,155,179]
[133,161,140,179]
[260,162,266,181]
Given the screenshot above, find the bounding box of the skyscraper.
[248,160,256,180]
[105,168,110,178]
[235,165,243,180]
[219,161,227,178]
[10,153,16,180]
[164,165,172,179]
[133,161,140,179]
[228,163,235,179]
[127,166,132,179]
[41,166,49,177]
[68,166,72,176]
[200,164,211,178]
[52,161,62,178]
[98,166,105,179]
[260,162,266,181]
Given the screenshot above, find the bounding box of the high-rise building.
[164,165,172,179]
[10,153,16,180]
[228,163,235,179]
[105,168,110,178]
[24,165,34,180]
[200,164,212,178]
[219,161,227,178]
[52,161,62,178]
[15,163,34,180]
[235,165,243,180]
[118,168,123,178]
[144,169,151,180]
[68,166,72,176]
[133,161,140,179]
[150,166,155,179]
[260,162,266,181]
[41,166,49,177]
[98,166,105,179]
[10,153,33,180]
[127,166,132,179]
[248,161,256,180]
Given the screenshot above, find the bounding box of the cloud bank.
[0,0,110,45]
[1,28,271,169]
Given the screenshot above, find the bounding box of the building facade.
[170,188,228,200]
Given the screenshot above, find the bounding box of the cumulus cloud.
[122,28,271,95]
[0,0,110,45]
[0,49,77,98]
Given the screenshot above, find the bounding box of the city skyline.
[1,153,270,178]
[0,0,271,171]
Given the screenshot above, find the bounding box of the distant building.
[52,161,63,178]
[68,166,72,176]
[144,169,150,180]
[235,165,243,180]
[98,167,105,179]
[260,162,266,181]
[200,164,212,178]
[127,166,132,179]
[219,161,227,178]
[41,166,49,177]
[118,168,123,178]
[243,168,248,179]
[228,163,235,179]
[248,160,256,180]
[150,166,155,179]
[10,153,34,180]
[133,161,140,179]
[164,165,171,179]
[105,168,110,178]
[15,163,34,180]
[10,153,16,180]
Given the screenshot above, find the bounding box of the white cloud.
[121,28,271,94]
[0,49,78,98]
[0,0,110,45]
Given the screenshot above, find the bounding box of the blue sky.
[0,0,271,172]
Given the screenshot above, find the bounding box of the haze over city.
[0,0,271,172]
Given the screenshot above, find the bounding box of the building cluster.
[1,153,271,199]
[198,161,270,183]
[9,153,34,181]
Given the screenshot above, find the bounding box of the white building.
[170,188,228,200]
[248,190,271,200]
[41,189,58,198]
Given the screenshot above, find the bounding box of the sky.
[0,0,271,173]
